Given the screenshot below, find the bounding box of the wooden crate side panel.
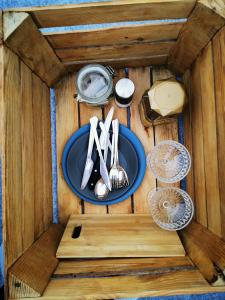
[2,46,52,270]
[197,43,221,237]
[212,26,225,239]
[9,0,196,28]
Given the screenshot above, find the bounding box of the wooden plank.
[7,0,196,28]
[55,73,82,224]
[190,59,207,226]
[129,67,156,213]
[42,83,53,230]
[65,55,168,72]
[3,12,66,87]
[106,69,132,214]
[78,91,106,215]
[20,62,35,250]
[32,74,45,238]
[212,26,225,239]
[45,22,184,49]
[168,1,225,74]
[182,70,195,208]
[8,224,64,299]
[182,221,225,274]
[3,46,23,268]
[26,270,213,299]
[56,214,185,258]
[56,41,175,62]
[0,10,2,44]
[152,66,179,188]
[197,43,221,236]
[179,230,225,286]
[54,257,193,277]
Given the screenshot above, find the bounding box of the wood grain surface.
[129,67,155,213]
[4,12,65,87]
[56,214,185,258]
[212,26,225,239]
[55,74,82,224]
[7,0,196,28]
[2,46,52,271]
[168,1,225,74]
[54,256,193,277]
[45,22,184,49]
[8,224,64,298]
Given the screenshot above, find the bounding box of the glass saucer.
[148,187,194,231]
[147,140,191,183]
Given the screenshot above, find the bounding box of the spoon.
[94,123,110,199]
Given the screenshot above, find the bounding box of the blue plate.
[62,124,146,205]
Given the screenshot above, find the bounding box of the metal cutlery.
[90,117,112,191]
[80,117,98,190]
[94,122,110,199]
[109,119,129,189]
[88,107,114,190]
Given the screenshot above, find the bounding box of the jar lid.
[76,64,113,104]
[115,78,135,99]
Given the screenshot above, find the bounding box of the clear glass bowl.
[147,140,191,183]
[148,187,194,231]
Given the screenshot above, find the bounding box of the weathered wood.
[8,224,65,299]
[168,1,225,74]
[65,55,168,72]
[54,257,194,278]
[56,41,175,62]
[199,0,225,18]
[182,221,225,274]
[182,70,195,207]
[45,22,184,49]
[179,230,224,286]
[32,74,44,237]
[129,67,156,213]
[3,46,23,268]
[152,66,179,188]
[7,0,196,28]
[0,10,3,44]
[19,270,214,300]
[197,43,221,236]
[190,58,207,226]
[212,26,225,239]
[55,74,82,224]
[56,214,185,258]
[42,83,53,230]
[2,47,53,300]
[78,88,106,215]
[106,69,132,214]
[3,12,66,87]
[21,62,35,250]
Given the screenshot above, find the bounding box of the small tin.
[115,78,135,108]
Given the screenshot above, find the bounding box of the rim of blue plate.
[61,124,146,205]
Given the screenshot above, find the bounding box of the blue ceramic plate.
[62,124,146,205]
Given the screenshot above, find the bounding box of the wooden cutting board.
[56,214,185,258]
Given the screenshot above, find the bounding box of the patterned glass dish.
[148,187,194,231]
[147,140,191,183]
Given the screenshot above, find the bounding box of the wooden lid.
[148,80,185,116]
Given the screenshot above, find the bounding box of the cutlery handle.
[88,152,102,190]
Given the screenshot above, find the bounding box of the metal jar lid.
[76,64,113,105]
[115,78,135,99]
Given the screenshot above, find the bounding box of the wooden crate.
[1,1,225,299]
